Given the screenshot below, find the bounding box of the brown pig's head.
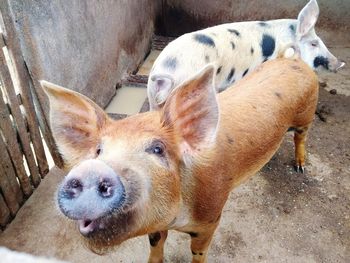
[41,65,219,254]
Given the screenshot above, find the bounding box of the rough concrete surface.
[160,0,349,42]
[0,46,349,262]
[6,0,159,111]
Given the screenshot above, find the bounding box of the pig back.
[216,58,318,186]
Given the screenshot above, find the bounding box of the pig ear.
[296,0,319,39]
[161,65,219,160]
[40,80,108,168]
[148,74,174,110]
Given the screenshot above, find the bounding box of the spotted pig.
[148,0,344,110]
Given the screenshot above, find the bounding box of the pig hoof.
[294,165,305,174]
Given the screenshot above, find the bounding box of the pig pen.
[0,0,349,262]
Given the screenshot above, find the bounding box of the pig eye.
[96,144,102,157]
[310,40,318,47]
[146,140,165,157]
[153,146,163,155]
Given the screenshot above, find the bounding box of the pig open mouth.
[78,219,100,236]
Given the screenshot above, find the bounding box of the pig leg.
[190,224,219,263]
[293,125,310,173]
[148,231,168,263]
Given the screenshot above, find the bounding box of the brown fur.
[42,57,318,263]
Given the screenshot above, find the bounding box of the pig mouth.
[76,209,137,255]
[78,219,102,237]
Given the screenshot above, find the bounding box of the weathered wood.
[0,193,11,227]
[0,48,41,186]
[151,35,175,50]
[0,162,19,215]
[0,32,5,48]
[140,98,150,113]
[0,88,32,196]
[122,74,148,86]
[28,76,63,170]
[0,4,63,170]
[0,134,23,204]
[107,113,128,120]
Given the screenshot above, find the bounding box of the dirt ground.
[0,47,349,263]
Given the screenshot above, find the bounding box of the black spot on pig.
[231,41,235,49]
[228,29,240,37]
[242,68,249,77]
[194,34,215,47]
[275,92,282,99]
[149,232,161,247]
[251,47,254,54]
[163,57,177,70]
[258,22,269,27]
[289,24,296,34]
[261,34,275,60]
[227,136,234,144]
[216,66,222,75]
[227,68,235,82]
[205,55,210,63]
[313,56,329,70]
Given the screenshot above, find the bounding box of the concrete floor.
[0,47,349,263]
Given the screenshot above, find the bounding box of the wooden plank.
[0,133,23,204]
[107,113,128,120]
[0,192,11,227]
[0,162,19,215]
[28,76,64,170]
[0,48,41,186]
[0,87,32,196]
[0,4,61,170]
[0,32,5,48]
[122,74,148,86]
[151,35,175,50]
[140,98,150,113]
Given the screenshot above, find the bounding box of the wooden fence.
[0,0,63,228]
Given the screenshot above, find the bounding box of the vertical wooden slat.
[0,1,63,170]
[0,88,32,196]
[0,46,41,186]
[0,192,11,227]
[27,75,64,170]
[0,134,23,204]
[0,162,19,215]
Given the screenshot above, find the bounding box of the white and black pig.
[148,0,345,110]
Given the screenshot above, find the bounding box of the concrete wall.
[157,0,350,44]
[5,0,348,111]
[8,0,160,108]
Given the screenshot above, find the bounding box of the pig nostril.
[65,178,83,199]
[84,220,92,227]
[68,179,83,189]
[98,180,113,198]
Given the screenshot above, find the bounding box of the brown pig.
[41,57,319,263]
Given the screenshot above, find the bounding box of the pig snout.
[334,60,346,72]
[326,56,346,72]
[314,53,346,73]
[57,159,125,236]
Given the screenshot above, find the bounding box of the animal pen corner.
[0,0,63,229]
